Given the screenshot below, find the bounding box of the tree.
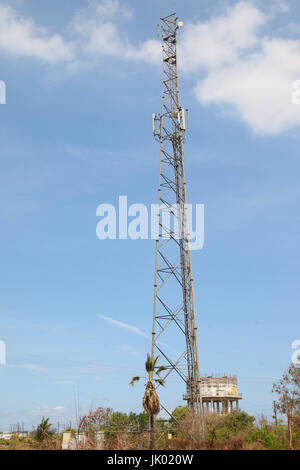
[272,362,300,450]
[204,413,225,449]
[34,417,54,442]
[169,406,190,434]
[128,412,149,432]
[130,353,167,450]
[172,406,189,422]
[79,406,113,432]
[109,412,129,432]
[78,406,113,448]
[201,410,254,447]
[220,411,255,439]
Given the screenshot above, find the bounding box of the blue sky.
[0,0,300,430]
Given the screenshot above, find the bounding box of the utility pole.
[152,12,204,439]
[273,401,278,426]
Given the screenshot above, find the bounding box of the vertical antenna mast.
[152,13,204,434]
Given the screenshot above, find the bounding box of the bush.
[246,424,289,450]
[0,439,10,446]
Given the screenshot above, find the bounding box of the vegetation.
[130,353,167,449]
[33,417,54,443]
[272,361,300,449]
[1,361,299,450]
[2,406,300,450]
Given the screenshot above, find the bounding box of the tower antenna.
[152,12,204,438]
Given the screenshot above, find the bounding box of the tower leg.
[225,400,229,414]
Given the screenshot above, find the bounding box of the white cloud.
[69,0,300,134]
[0,410,12,416]
[195,37,300,134]
[179,1,265,72]
[0,0,157,67]
[74,363,141,374]
[22,363,48,373]
[0,4,73,63]
[72,0,132,29]
[178,1,300,134]
[1,0,299,135]
[271,0,289,13]
[118,344,136,354]
[70,0,160,64]
[98,314,149,338]
[289,23,300,34]
[55,380,75,385]
[31,406,69,417]
[125,39,160,64]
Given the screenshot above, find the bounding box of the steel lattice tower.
[151,13,204,429]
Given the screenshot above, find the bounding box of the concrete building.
[200,375,242,414]
[0,432,15,440]
[62,431,104,450]
[0,431,30,440]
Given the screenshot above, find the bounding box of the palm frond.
[130,376,140,387]
[145,354,154,373]
[156,366,168,375]
[154,378,165,387]
[153,356,159,367]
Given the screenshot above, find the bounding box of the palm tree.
[130,353,167,450]
[34,417,53,442]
